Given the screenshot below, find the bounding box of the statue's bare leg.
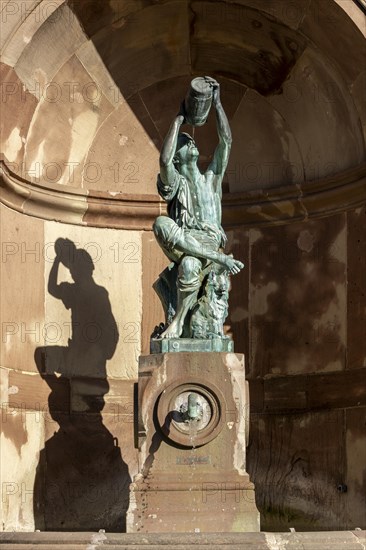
[153,217,244,274]
[160,256,202,339]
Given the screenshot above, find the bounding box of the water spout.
[179,392,203,422]
[188,393,199,420]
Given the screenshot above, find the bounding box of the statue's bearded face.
[174,133,199,166]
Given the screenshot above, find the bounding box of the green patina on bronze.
[152,76,244,347]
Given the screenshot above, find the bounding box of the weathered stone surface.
[2,372,138,532]
[83,94,160,194]
[0,530,365,549]
[351,70,366,144]
[14,3,87,98]
[35,410,133,531]
[141,233,166,355]
[300,0,366,87]
[230,0,310,30]
[1,204,45,373]
[228,89,304,192]
[0,63,38,167]
[249,214,347,377]
[23,54,114,188]
[335,0,366,37]
[248,410,345,531]
[225,228,250,359]
[75,39,123,109]
[6,369,69,414]
[1,0,65,67]
[248,368,366,413]
[1,366,46,531]
[347,206,366,369]
[190,2,307,95]
[345,408,366,529]
[91,1,190,98]
[68,0,144,38]
[269,47,365,181]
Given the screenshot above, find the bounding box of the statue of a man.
[153,79,244,339]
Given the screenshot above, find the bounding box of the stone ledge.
[1,159,366,229]
[249,367,366,413]
[0,531,365,549]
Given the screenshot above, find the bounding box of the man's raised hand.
[176,101,186,125]
[204,76,220,106]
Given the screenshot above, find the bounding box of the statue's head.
[173,132,199,167]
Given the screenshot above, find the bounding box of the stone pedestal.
[127,352,260,533]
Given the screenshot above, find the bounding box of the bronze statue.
[152,77,244,342]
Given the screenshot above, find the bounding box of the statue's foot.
[160,318,183,339]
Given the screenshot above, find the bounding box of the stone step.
[0,531,365,550]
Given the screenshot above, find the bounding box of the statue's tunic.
[157,170,226,255]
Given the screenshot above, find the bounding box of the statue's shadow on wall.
[34,239,131,532]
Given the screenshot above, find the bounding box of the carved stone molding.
[1,159,365,229]
[0,159,160,230]
[223,162,366,226]
[249,367,366,414]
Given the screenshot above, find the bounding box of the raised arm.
[159,113,185,186]
[207,81,232,177]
